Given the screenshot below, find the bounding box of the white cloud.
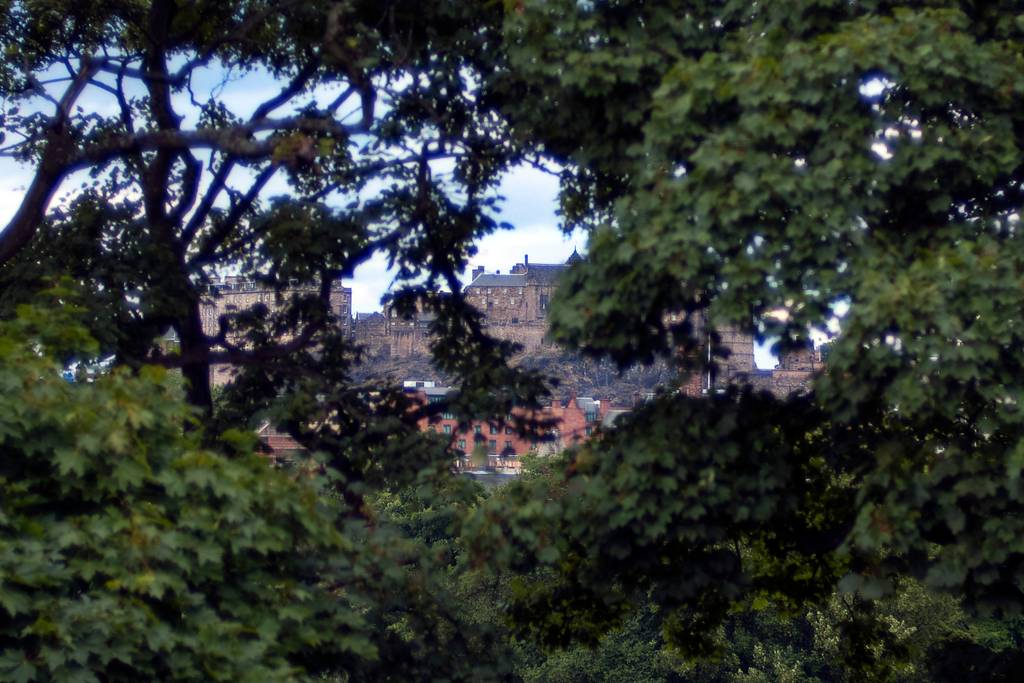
[346,252,395,313]
[346,162,576,312]
[469,223,584,275]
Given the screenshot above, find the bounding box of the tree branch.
[180,155,238,244]
[70,116,357,166]
[250,57,322,121]
[148,269,339,368]
[190,165,278,266]
[0,57,99,265]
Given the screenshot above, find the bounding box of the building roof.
[602,408,629,428]
[467,249,581,289]
[467,273,528,288]
[524,263,567,285]
[412,386,454,398]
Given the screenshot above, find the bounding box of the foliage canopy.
[3,0,1024,679]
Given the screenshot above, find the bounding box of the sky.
[0,155,583,314]
[0,64,777,368]
[343,164,586,314]
[0,155,777,367]
[0,63,583,312]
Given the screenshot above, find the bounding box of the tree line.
[2,1,1024,680]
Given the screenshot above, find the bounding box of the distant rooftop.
[522,263,566,285]
[208,275,347,294]
[467,250,582,289]
[469,273,528,287]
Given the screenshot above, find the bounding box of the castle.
[200,275,353,336]
[199,255,819,470]
[352,251,584,358]
[199,275,352,385]
[199,253,819,397]
[351,251,819,397]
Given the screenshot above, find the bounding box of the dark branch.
[190,165,278,266]
[0,57,99,265]
[250,58,322,121]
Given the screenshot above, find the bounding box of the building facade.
[409,384,625,473]
[461,250,582,353]
[199,276,353,385]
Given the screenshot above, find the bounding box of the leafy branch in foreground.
[0,298,512,681]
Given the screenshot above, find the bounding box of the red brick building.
[409,384,627,473]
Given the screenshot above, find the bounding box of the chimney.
[471,265,485,280]
[524,254,529,265]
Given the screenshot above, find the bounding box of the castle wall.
[353,313,390,357]
[199,279,352,386]
[465,286,529,323]
[199,262,818,399]
[200,280,352,337]
[385,314,433,357]
[715,327,756,375]
[480,321,551,352]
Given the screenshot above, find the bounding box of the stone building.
[382,304,435,357]
[200,276,352,336]
[461,250,582,352]
[352,312,389,356]
[200,254,819,400]
[744,343,822,397]
[348,250,581,359]
[199,276,352,385]
[677,320,821,399]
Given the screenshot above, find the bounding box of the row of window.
[432,423,515,435]
[456,439,516,455]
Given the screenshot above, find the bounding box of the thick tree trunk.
[179,300,213,414]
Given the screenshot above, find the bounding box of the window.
[505,427,513,435]
[474,425,482,434]
[504,440,513,451]
[443,424,451,434]
[488,440,497,454]
[585,426,593,437]
[458,439,466,451]
[539,294,549,311]
[489,425,498,435]
[442,410,455,420]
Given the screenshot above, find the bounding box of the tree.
[0,294,520,681]
[0,0,544,419]
[7,0,1024,678]
[0,4,550,677]
[463,0,1024,674]
[0,0,554,516]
